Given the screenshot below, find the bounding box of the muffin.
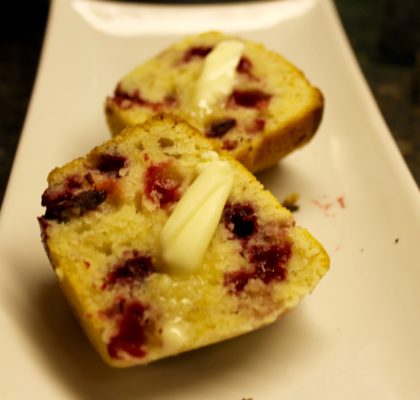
[39,115,329,367]
[105,31,324,173]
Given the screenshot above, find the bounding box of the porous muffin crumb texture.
[105,31,324,173]
[39,115,329,367]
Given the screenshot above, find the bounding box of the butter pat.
[160,159,233,275]
[194,40,244,114]
[161,321,188,354]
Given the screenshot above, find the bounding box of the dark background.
[0,0,419,207]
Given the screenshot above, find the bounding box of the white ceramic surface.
[1,0,419,398]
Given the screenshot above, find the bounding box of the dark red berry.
[66,175,83,189]
[229,89,271,109]
[237,56,258,81]
[42,189,107,221]
[183,46,213,62]
[95,154,127,176]
[247,118,266,134]
[237,57,252,74]
[107,300,148,359]
[112,84,140,108]
[222,139,238,150]
[84,172,95,185]
[224,203,257,239]
[112,84,162,111]
[144,162,182,208]
[248,243,291,283]
[103,251,154,289]
[207,118,236,137]
[224,269,252,293]
[224,242,292,293]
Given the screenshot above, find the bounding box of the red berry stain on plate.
[313,195,347,217]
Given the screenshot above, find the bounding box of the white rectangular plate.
[1,0,419,398]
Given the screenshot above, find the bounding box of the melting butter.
[161,321,187,354]
[194,40,244,115]
[159,158,233,275]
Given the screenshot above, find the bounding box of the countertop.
[0,0,419,207]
